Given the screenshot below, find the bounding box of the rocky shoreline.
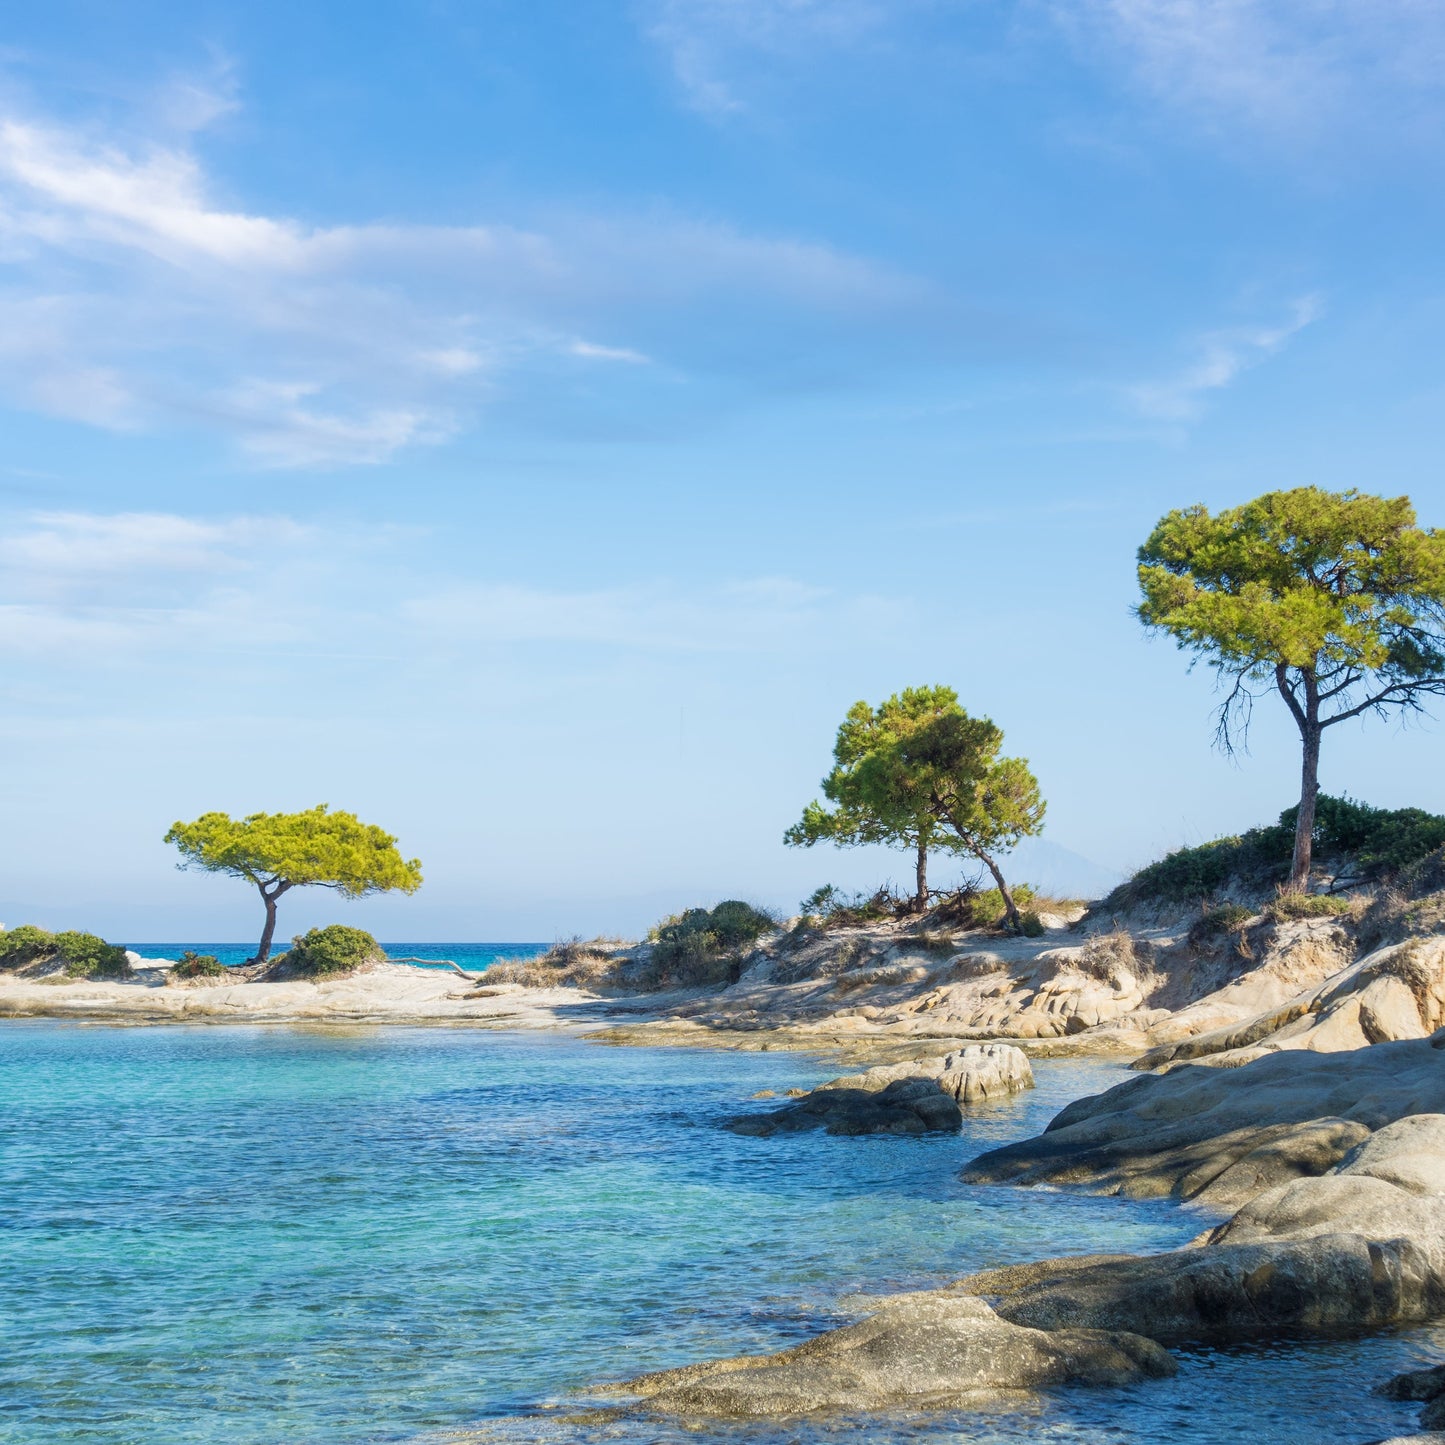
[598,1035,1445,1435]
[6,901,1445,1437]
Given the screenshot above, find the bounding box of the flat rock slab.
[962,1033,1445,1201]
[608,1293,1173,1418]
[728,1045,1033,1137]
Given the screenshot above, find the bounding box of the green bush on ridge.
[648,900,775,987]
[1108,796,1445,909]
[55,931,133,979]
[1187,903,1255,948]
[0,924,58,966]
[0,924,131,978]
[285,925,384,977]
[1266,893,1354,923]
[169,950,227,979]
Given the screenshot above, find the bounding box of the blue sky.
[2,0,1444,942]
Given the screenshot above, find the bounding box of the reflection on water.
[0,1023,1433,1443]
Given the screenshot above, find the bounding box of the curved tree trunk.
[976,849,1022,931]
[254,889,278,965]
[252,880,292,964]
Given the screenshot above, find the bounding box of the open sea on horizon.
[1,1024,1440,1445]
[124,942,551,970]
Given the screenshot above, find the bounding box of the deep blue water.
[125,942,549,970]
[0,1024,1439,1445]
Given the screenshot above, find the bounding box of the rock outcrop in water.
[726,1044,1033,1137]
[961,1033,1445,1201]
[618,1035,1445,1420]
[609,1292,1174,1417]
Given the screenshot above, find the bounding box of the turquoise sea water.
[125,942,550,969]
[1,1022,1440,1444]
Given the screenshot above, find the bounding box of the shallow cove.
[0,1023,1439,1444]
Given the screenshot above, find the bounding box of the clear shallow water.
[0,1024,1438,1445]
[125,942,549,969]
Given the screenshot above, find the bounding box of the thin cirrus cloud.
[0,100,930,468]
[0,509,910,662]
[1126,296,1320,421]
[642,0,900,114]
[1055,0,1445,142]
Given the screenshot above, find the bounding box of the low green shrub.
[800,884,905,927]
[1107,795,1445,909]
[1018,910,1045,938]
[1187,903,1255,948]
[0,924,57,966]
[285,925,383,977]
[648,900,776,987]
[1397,846,1445,901]
[54,931,132,979]
[941,884,1037,930]
[1266,892,1353,922]
[169,950,227,979]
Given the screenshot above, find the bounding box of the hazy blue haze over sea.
[2,1023,1440,1445]
[124,943,551,969]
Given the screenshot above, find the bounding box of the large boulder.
[728,1045,1033,1137]
[1136,937,1445,1069]
[959,1233,1435,1342]
[962,1034,1445,1200]
[608,1292,1174,1417]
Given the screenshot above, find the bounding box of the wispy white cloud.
[0,509,910,663]
[568,339,651,364]
[641,0,900,114]
[0,510,296,578]
[1053,1,1445,141]
[1126,295,1320,420]
[0,91,928,467]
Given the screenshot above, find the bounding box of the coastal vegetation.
[648,900,776,986]
[168,951,227,979]
[1103,795,1445,911]
[284,925,384,977]
[164,805,422,964]
[0,925,131,978]
[1138,486,1445,892]
[787,686,1045,929]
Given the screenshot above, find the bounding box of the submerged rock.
[610,1292,1174,1417]
[727,1045,1033,1137]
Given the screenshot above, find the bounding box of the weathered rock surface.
[962,1035,1445,1200]
[0,963,625,1030]
[610,1292,1174,1418]
[958,1115,1445,1343]
[960,1233,1430,1341]
[1136,937,1445,1070]
[727,1045,1033,1137]
[954,1068,1445,1346]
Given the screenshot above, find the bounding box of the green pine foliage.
[1138,487,1445,886]
[165,804,422,964]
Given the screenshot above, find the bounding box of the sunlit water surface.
[0,1024,1438,1444]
